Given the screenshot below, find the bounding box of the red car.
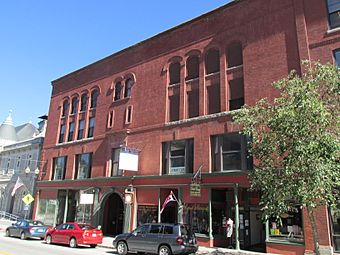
[45,222,102,248]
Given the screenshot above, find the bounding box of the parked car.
[45,222,102,248]
[112,223,198,255]
[5,219,48,240]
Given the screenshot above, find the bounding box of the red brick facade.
[35,0,340,254]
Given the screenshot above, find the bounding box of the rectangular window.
[58,124,65,143]
[75,153,92,179]
[107,111,114,128]
[125,106,133,124]
[87,117,95,138]
[327,0,340,29]
[137,205,158,226]
[269,206,304,243]
[211,133,252,172]
[111,148,122,176]
[68,122,74,142]
[187,89,199,118]
[77,120,85,140]
[52,156,67,180]
[330,200,340,252]
[334,49,340,67]
[207,84,220,114]
[184,204,209,235]
[169,94,180,122]
[162,139,194,175]
[229,78,244,111]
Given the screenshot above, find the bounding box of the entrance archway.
[102,193,124,236]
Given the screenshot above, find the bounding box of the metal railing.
[0,211,20,221]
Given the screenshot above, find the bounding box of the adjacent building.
[34,0,340,254]
[0,112,47,219]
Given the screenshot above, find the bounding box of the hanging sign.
[119,151,139,171]
[80,194,94,204]
[190,183,201,197]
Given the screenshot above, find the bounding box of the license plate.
[92,234,97,237]
[38,229,44,232]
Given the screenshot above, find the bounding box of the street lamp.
[24,166,40,219]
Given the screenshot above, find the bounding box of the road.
[0,234,116,255]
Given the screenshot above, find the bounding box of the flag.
[160,191,177,214]
[11,177,24,196]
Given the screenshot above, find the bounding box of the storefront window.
[184,204,209,235]
[330,204,340,251]
[137,205,158,226]
[269,206,304,243]
[36,199,57,226]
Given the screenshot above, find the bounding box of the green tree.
[233,61,339,255]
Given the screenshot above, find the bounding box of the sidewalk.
[99,236,278,255]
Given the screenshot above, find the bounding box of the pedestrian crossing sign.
[22,194,34,205]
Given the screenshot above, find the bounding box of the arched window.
[205,49,220,74]
[114,82,122,101]
[90,89,99,109]
[80,94,88,112]
[186,56,199,80]
[62,100,69,117]
[124,78,133,98]
[71,97,78,114]
[169,62,181,85]
[227,42,243,68]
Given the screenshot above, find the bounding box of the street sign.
[24,204,29,211]
[22,194,34,205]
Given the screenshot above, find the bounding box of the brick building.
[34,0,340,254]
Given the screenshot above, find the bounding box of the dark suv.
[112,223,198,255]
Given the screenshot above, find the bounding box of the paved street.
[0,233,116,255]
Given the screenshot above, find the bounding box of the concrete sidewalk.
[98,236,277,255]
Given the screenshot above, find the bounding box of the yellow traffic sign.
[22,194,34,205]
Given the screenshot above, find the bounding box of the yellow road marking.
[0,251,15,255]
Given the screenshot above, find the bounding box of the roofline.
[52,0,240,84]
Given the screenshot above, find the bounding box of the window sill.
[267,238,304,246]
[168,83,180,88]
[327,27,340,35]
[56,137,94,146]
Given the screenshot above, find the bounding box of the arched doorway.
[102,193,124,236]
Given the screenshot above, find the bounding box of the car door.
[60,223,74,244]
[128,224,150,252]
[53,224,67,243]
[144,224,164,253]
[10,221,21,237]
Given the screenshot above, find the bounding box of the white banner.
[119,151,139,171]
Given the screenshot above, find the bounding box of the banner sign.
[80,193,94,204]
[119,151,139,171]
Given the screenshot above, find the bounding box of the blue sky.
[0,0,229,126]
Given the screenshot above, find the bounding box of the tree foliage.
[233,61,340,220]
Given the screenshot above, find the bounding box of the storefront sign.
[190,183,201,197]
[169,167,185,175]
[80,193,94,204]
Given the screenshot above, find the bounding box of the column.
[234,184,240,250]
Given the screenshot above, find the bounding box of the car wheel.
[5,229,10,237]
[20,232,26,240]
[159,245,172,255]
[46,235,52,244]
[90,244,97,248]
[69,237,77,248]
[117,241,128,255]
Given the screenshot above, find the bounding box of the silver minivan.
[112,223,198,255]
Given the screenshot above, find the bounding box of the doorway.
[102,193,124,236]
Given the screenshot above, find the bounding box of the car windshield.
[78,224,95,230]
[29,221,44,226]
